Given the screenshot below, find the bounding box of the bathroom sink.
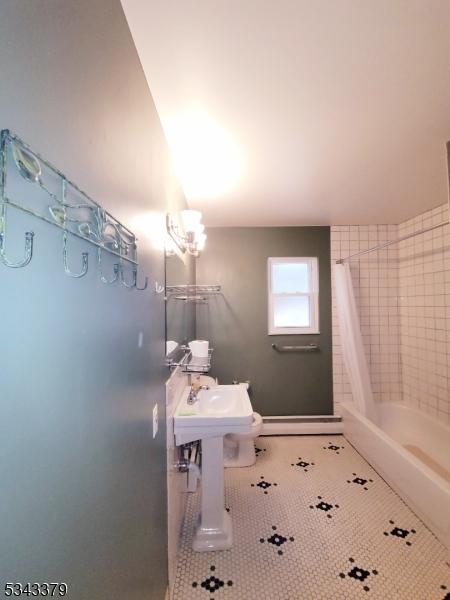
[174,384,253,445]
[174,384,255,552]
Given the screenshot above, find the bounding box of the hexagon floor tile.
[171,435,450,600]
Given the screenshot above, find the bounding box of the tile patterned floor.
[172,435,450,600]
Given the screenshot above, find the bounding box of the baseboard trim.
[262,415,343,435]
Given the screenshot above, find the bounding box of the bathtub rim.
[341,400,450,550]
[341,401,449,493]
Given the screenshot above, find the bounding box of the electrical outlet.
[152,404,158,439]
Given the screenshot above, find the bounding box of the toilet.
[190,376,263,467]
[223,411,263,467]
[189,374,218,387]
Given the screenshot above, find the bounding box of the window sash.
[268,257,319,335]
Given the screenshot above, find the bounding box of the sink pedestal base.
[193,436,232,552]
[193,510,232,552]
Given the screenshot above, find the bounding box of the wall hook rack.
[0,229,34,268]
[119,264,137,288]
[0,129,151,290]
[135,272,149,291]
[62,232,88,278]
[97,248,119,284]
[118,265,148,290]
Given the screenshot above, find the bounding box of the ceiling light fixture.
[164,110,241,199]
[166,209,207,256]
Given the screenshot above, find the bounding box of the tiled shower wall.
[331,203,450,426]
[331,225,401,410]
[398,204,450,425]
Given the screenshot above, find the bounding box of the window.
[268,257,319,335]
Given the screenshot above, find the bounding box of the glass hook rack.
[0,129,150,289]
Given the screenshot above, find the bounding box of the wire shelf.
[167,348,213,373]
[173,295,208,303]
[166,284,221,303]
[183,348,213,373]
[166,284,221,294]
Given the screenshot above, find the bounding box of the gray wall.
[0,2,187,599]
[196,227,333,416]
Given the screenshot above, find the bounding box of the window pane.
[273,296,310,328]
[272,262,309,293]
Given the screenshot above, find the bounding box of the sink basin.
[174,385,253,446]
[176,384,252,426]
[174,384,253,445]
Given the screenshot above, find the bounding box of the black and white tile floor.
[172,435,450,600]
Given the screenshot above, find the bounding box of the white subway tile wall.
[331,224,401,410]
[331,203,450,426]
[398,204,450,425]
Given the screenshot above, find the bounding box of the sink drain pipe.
[175,441,201,492]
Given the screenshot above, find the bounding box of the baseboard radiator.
[262,415,343,435]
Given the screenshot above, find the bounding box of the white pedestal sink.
[174,384,253,552]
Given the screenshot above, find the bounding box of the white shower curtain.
[333,262,377,424]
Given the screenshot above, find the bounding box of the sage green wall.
[196,227,333,416]
[0,2,188,599]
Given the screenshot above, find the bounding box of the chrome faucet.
[187,383,210,405]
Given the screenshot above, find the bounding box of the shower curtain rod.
[336,219,449,264]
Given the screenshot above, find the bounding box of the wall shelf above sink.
[166,284,221,303]
[166,346,213,373]
[166,284,221,293]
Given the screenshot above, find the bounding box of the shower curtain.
[333,262,377,423]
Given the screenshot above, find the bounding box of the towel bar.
[271,343,319,353]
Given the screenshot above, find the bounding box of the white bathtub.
[342,402,450,550]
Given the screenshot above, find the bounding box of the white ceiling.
[122,0,450,226]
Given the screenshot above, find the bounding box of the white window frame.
[268,257,319,335]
